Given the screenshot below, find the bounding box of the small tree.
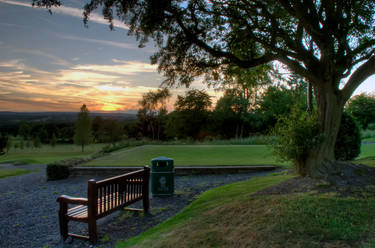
[32,135,42,148]
[50,133,57,148]
[5,135,12,154]
[0,133,8,155]
[19,138,25,150]
[74,104,92,152]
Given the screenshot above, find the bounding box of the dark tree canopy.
[346,93,375,130]
[33,0,375,178]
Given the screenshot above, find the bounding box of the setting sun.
[101,104,121,111]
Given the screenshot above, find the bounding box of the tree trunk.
[307,82,313,114]
[235,124,239,139]
[300,83,345,178]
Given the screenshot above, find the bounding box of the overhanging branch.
[341,56,375,101]
[175,16,278,68]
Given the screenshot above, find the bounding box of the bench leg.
[58,202,68,240]
[143,195,150,214]
[88,219,97,244]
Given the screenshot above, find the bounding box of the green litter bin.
[150,157,174,196]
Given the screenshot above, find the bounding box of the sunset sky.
[0,0,374,113]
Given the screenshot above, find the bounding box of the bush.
[270,107,323,175]
[46,157,91,180]
[46,163,70,180]
[334,112,361,161]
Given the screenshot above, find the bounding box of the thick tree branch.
[350,40,375,60]
[278,56,319,84]
[174,16,278,68]
[342,56,375,101]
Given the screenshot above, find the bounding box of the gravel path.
[0,164,275,248]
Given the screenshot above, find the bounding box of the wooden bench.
[57,166,150,243]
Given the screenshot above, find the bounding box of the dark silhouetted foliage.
[334,112,361,161]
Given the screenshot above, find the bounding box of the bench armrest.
[57,195,88,205]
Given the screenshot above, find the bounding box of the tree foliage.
[214,89,251,138]
[346,93,375,130]
[258,83,306,129]
[137,88,171,140]
[167,89,212,139]
[74,104,92,152]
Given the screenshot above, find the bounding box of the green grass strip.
[0,144,106,165]
[0,169,36,179]
[117,173,293,248]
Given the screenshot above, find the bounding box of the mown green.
[85,145,289,167]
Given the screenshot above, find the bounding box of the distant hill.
[0,111,137,127]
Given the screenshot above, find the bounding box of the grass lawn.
[354,144,375,166]
[362,137,375,143]
[84,145,290,167]
[0,144,106,165]
[0,169,36,179]
[117,173,375,248]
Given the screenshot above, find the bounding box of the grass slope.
[0,144,105,165]
[85,145,289,167]
[0,169,35,179]
[118,173,375,248]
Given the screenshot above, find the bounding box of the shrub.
[334,112,361,161]
[46,157,91,180]
[270,107,323,175]
[46,163,70,180]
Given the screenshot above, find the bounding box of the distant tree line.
[0,81,374,154]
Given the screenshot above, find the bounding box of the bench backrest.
[87,166,150,219]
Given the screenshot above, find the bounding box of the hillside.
[0,111,137,127]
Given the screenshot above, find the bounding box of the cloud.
[0,58,162,112]
[73,61,158,76]
[14,48,71,66]
[58,34,136,50]
[0,22,25,28]
[58,83,92,89]
[0,0,129,30]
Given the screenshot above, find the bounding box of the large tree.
[33,0,375,178]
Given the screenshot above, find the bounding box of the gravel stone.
[0,164,274,248]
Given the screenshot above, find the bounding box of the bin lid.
[151,157,174,171]
[151,157,174,162]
